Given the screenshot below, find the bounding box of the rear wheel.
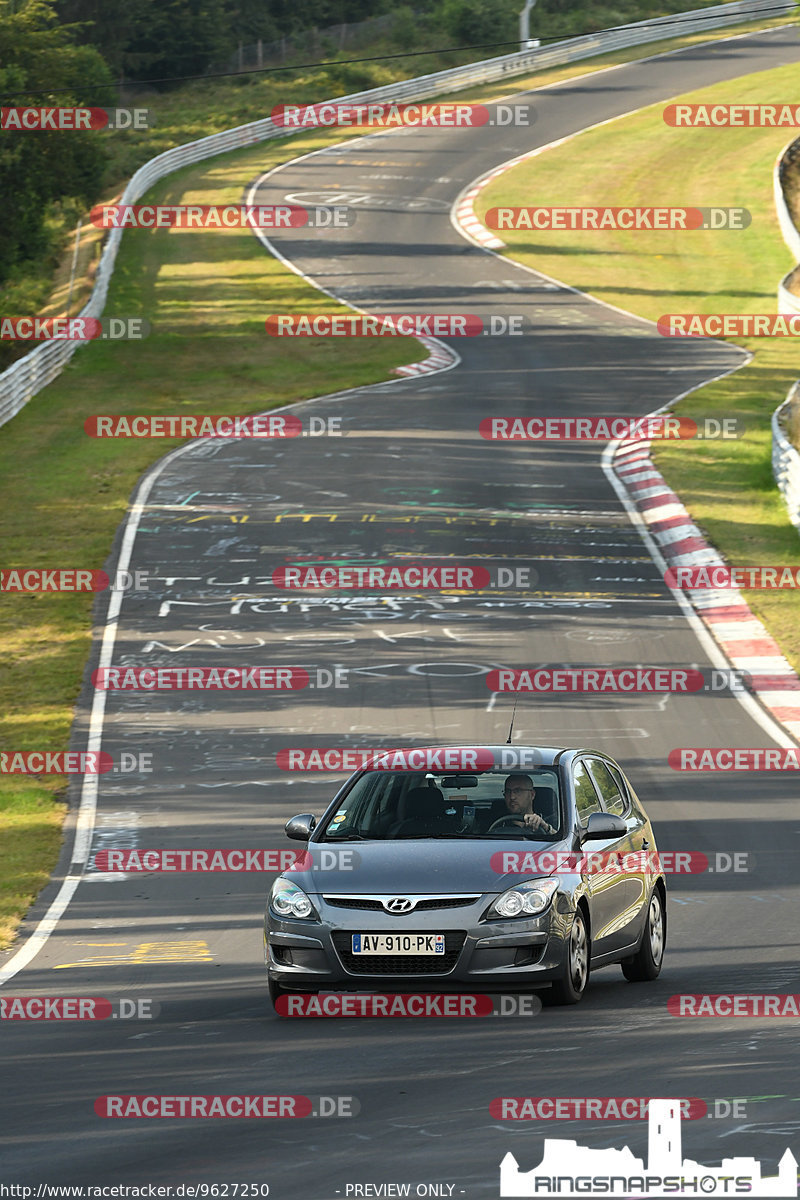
[547,907,589,1005]
[622,888,665,982]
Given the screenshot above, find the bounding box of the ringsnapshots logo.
[274,993,543,1017]
[271,102,533,128]
[498,1098,797,1197]
[485,207,749,231]
[265,314,525,336]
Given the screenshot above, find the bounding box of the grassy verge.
[475,59,800,671]
[0,126,422,951]
[0,11,795,949]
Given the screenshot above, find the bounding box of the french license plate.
[352,933,445,955]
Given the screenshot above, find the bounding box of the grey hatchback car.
[264,745,666,1009]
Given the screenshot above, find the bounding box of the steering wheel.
[487,814,527,832]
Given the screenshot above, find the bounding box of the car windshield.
[318,768,563,841]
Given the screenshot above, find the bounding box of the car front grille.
[324,896,479,913]
[331,931,466,975]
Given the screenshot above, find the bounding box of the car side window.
[573,761,602,825]
[586,758,628,817]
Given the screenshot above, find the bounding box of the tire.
[547,907,590,1005]
[622,887,665,982]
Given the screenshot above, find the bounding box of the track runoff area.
[3,20,800,1200]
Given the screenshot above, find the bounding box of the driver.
[494,773,557,835]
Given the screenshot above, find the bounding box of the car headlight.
[487,877,560,919]
[269,878,318,920]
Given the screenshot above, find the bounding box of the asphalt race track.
[2,24,800,1199]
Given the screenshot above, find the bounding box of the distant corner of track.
[244,154,462,380]
[449,114,800,752]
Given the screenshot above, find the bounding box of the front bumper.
[265,893,573,992]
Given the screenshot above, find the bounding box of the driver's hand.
[523,812,553,833]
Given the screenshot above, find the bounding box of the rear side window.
[586,758,628,817]
[573,762,602,825]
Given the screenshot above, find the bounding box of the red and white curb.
[392,335,459,376]
[614,438,800,741]
[452,139,575,251]
[453,158,520,250]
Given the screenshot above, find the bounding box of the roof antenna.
[506,698,518,745]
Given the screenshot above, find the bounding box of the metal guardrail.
[775,136,800,313]
[773,387,800,532]
[773,138,800,532]
[0,0,793,431]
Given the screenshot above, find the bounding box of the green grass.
[0,128,421,951]
[0,9,795,950]
[475,59,800,671]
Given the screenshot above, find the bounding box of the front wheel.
[622,888,665,982]
[547,907,589,1005]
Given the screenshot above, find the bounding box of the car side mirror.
[285,813,317,841]
[581,812,627,841]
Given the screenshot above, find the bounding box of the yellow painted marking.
[54,940,213,969]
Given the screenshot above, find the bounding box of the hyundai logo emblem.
[385,897,415,912]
